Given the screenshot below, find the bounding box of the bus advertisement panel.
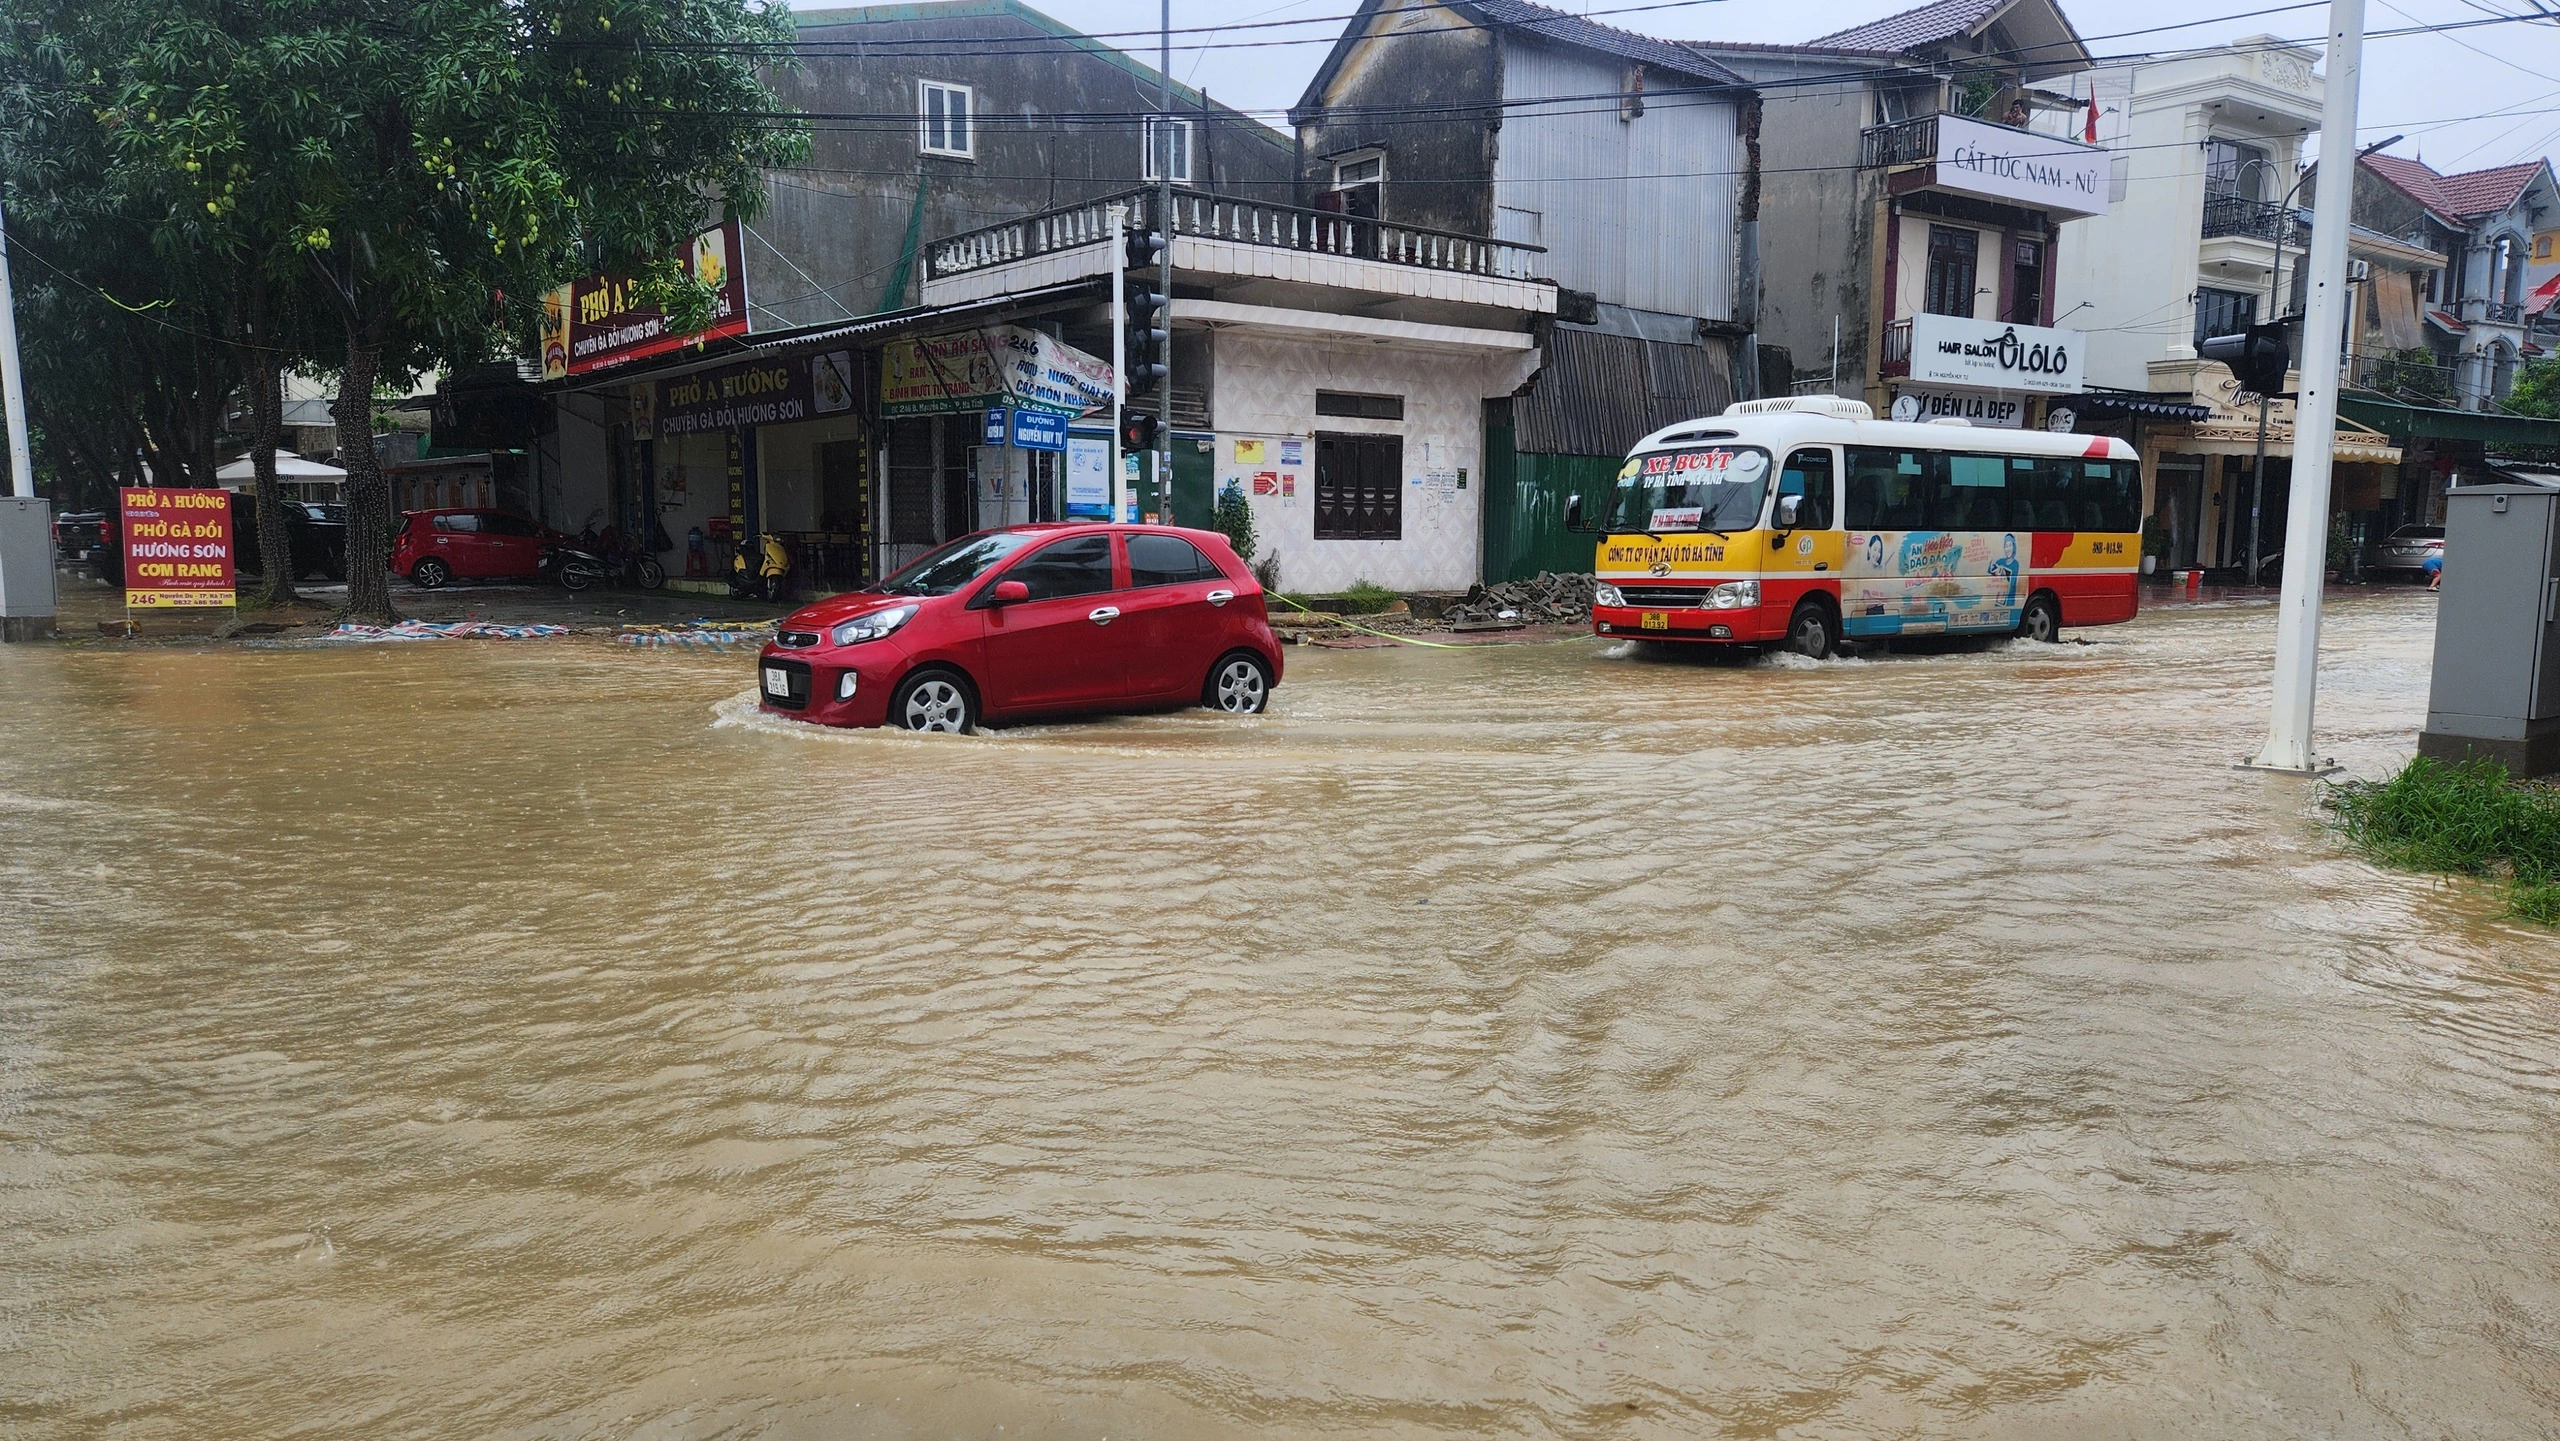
[1584,400,2139,657]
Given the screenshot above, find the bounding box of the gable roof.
[1805,0,2091,77]
[1812,0,2007,51]
[1469,0,1744,83]
[1293,0,1741,118]
[2361,153,2551,226]
[792,0,1290,151]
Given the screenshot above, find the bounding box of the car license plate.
[761,668,789,696]
[1640,611,1668,630]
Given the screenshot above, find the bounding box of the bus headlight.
[1594,582,1624,608]
[1708,580,1759,609]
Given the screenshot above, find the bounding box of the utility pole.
[1108,202,1128,523]
[1155,0,1175,524]
[2247,0,2364,775]
[0,195,35,497]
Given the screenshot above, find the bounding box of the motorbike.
[729,531,790,603]
[551,525,665,592]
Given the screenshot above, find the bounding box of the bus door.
[1765,447,1845,624]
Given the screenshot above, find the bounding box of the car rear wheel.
[1785,601,1838,659]
[2020,592,2063,643]
[892,668,975,734]
[411,557,451,590]
[1205,652,1272,714]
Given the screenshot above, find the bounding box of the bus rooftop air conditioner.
[1724,397,1875,420]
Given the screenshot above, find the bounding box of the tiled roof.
[1812,0,2007,52]
[1470,0,1745,84]
[2361,153,2544,223]
[2439,162,2541,220]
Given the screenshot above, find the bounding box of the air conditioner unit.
[2348,258,2371,281]
[1724,397,1875,420]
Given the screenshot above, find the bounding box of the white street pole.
[0,197,38,497]
[2247,0,2362,776]
[1108,203,1127,524]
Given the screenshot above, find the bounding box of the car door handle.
[1088,606,1120,625]
[1206,589,1234,606]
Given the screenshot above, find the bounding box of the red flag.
[2084,90,2100,144]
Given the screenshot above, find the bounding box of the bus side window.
[1778,448,1835,528]
[2021,458,2073,530]
[2080,461,2138,532]
[1942,453,2009,531]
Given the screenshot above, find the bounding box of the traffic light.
[1124,227,1164,272]
[2199,323,2291,398]
[1119,411,1159,452]
[1124,277,1169,397]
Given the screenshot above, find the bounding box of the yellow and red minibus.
[1570,397,2142,657]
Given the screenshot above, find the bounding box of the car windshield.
[1605,444,1774,534]
[876,532,1038,596]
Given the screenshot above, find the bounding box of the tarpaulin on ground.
[328,621,573,642]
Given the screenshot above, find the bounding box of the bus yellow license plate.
[1639,611,1668,630]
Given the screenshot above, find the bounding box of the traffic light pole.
[1108,203,1127,523]
[2246,0,2363,776]
[1154,0,1174,524]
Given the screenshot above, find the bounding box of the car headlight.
[1594,583,1624,608]
[832,605,917,645]
[1709,580,1759,609]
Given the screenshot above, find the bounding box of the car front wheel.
[891,668,975,734]
[1785,602,1838,659]
[1205,652,1272,714]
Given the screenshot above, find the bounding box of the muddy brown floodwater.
[1,591,2554,1439]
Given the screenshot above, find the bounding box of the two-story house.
[526,0,1299,590]
[1697,0,2104,433]
[1287,0,1757,581]
[2336,154,2560,412]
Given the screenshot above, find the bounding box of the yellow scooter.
[730,531,790,603]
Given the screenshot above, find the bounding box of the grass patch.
[2325,757,2560,925]
[1278,579,1403,616]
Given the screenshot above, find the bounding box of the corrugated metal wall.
[1512,326,1734,457]
[1492,40,1740,321]
[1482,403,1615,581]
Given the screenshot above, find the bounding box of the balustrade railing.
[2200,195,2311,248]
[923,187,1547,284]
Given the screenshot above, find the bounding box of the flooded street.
[2,590,2553,1438]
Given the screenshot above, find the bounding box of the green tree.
[2505,355,2560,419]
[92,0,805,620]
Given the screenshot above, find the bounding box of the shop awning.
[746,281,1105,353]
[2069,390,2211,420]
[2338,394,2560,448]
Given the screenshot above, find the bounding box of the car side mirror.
[1565,493,1585,532]
[990,579,1030,605]
[1775,494,1803,529]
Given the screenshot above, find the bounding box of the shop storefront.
[1884,313,2087,434]
[2126,363,2401,579]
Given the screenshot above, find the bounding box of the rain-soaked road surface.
[2,590,2553,1439]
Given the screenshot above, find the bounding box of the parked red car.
[391,508,563,588]
[758,523,1282,731]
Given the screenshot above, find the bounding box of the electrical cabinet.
[2419,484,2560,777]
[0,495,55,640]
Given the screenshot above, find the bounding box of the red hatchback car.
[757,523,1283,731]
[391,508,563,588]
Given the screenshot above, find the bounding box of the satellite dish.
[1890,394,1921,423]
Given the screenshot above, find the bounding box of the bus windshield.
[1606,444,1773,534]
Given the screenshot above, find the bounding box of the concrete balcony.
[920,186,1556,317]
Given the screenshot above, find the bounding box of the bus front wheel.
[2020,593,2063,643]
[1786,601,1839,660]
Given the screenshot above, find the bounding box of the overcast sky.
[807,0,2560,174]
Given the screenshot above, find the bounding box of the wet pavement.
[2,587,2554,1439]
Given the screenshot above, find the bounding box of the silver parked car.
[2374,524,2444,579]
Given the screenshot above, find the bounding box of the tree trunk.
[241,355,297,607]
[335,340,397,622]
